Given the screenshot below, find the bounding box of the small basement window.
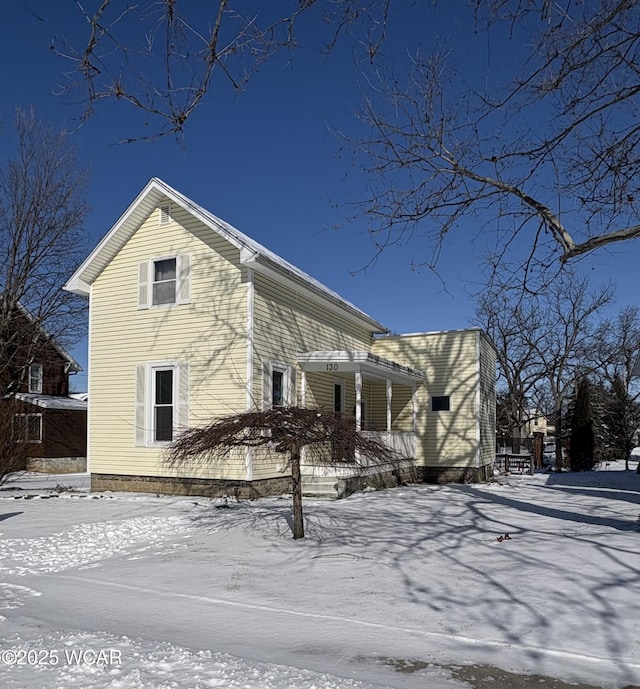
[431,395,450,412]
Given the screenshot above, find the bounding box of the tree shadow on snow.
[182,482,640,681]
[542,466,640,508]
[0,511,23,522]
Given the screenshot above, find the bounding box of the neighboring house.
[3,306,87,473]
[522,407,555,438]
[64,178,496,498]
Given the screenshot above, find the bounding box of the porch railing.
[301,430,416,477]
[359,430,416,459]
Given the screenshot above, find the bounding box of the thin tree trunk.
[291,449,304,540]
[511,425,521,455]
[555,407,564,470]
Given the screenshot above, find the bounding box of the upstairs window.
[138,254,190,309]
[152,258,177,305]
[28,364,43,393]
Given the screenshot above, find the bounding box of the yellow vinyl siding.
[478,333,497,466]
[251,272,374,479]
[89,202,248,481]
[372,330,487,469]
[369,381,385,430]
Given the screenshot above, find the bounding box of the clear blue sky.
[2,2,639,392]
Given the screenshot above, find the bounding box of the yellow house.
[65,179,496,498]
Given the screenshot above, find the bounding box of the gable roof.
[16,302,82,373]
[64,178,389,335]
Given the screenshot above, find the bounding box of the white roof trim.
[378,327,484,338]
[14,393,87,411]
[65,178,389,334]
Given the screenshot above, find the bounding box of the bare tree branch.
[344,1,640,283]
[0,109,89,394]
[51,1,391,141]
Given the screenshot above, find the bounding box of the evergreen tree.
[603,375,640,467]
[570,377,595,471]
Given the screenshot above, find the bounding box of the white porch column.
[386,378,392,433]
[355,370,362,431]
[411,384,417,434]
[299,370,307,465]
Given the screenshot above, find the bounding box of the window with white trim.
[153,368,174,441]
[14,413,42,443]
[28,364,43,393]
[153,258,177,305]
[334,380,344,413]
[138,254,191,309]
[263,362,296,409]
[135,361,189,446]
[272,368,285,407]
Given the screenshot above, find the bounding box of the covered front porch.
[296,350,424,497]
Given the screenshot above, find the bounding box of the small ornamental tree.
[166,406,399,539]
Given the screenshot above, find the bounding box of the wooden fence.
[494,453,534,475]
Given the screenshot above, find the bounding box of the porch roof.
[14,393,87,411]
[297,351,424,385]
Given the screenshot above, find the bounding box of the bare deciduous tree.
[593,307,640,469]
[50,2,640,273]
[51,0,391,142]
[348,1,640,283]
[533,276,614,467]
[474,290,542,454]
[0,108,89,395]
[474,272,613,466]
[166,406,399,539]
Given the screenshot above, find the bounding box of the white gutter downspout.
[475,332,481,469]
[86,286,93,476]
[245,268,254,481]
[355,371,362,432]
[386,378,392,433]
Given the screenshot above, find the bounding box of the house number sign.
[325,363,339,371]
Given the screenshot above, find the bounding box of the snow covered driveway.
[0,467,639,688]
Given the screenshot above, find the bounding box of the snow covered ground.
[0,464,639,689]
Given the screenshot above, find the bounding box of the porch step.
[301,475,340,499]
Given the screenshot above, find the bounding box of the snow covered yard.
[0,466,639,689]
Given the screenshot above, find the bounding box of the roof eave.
[243,252,389,335]
[64,177,390,337]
